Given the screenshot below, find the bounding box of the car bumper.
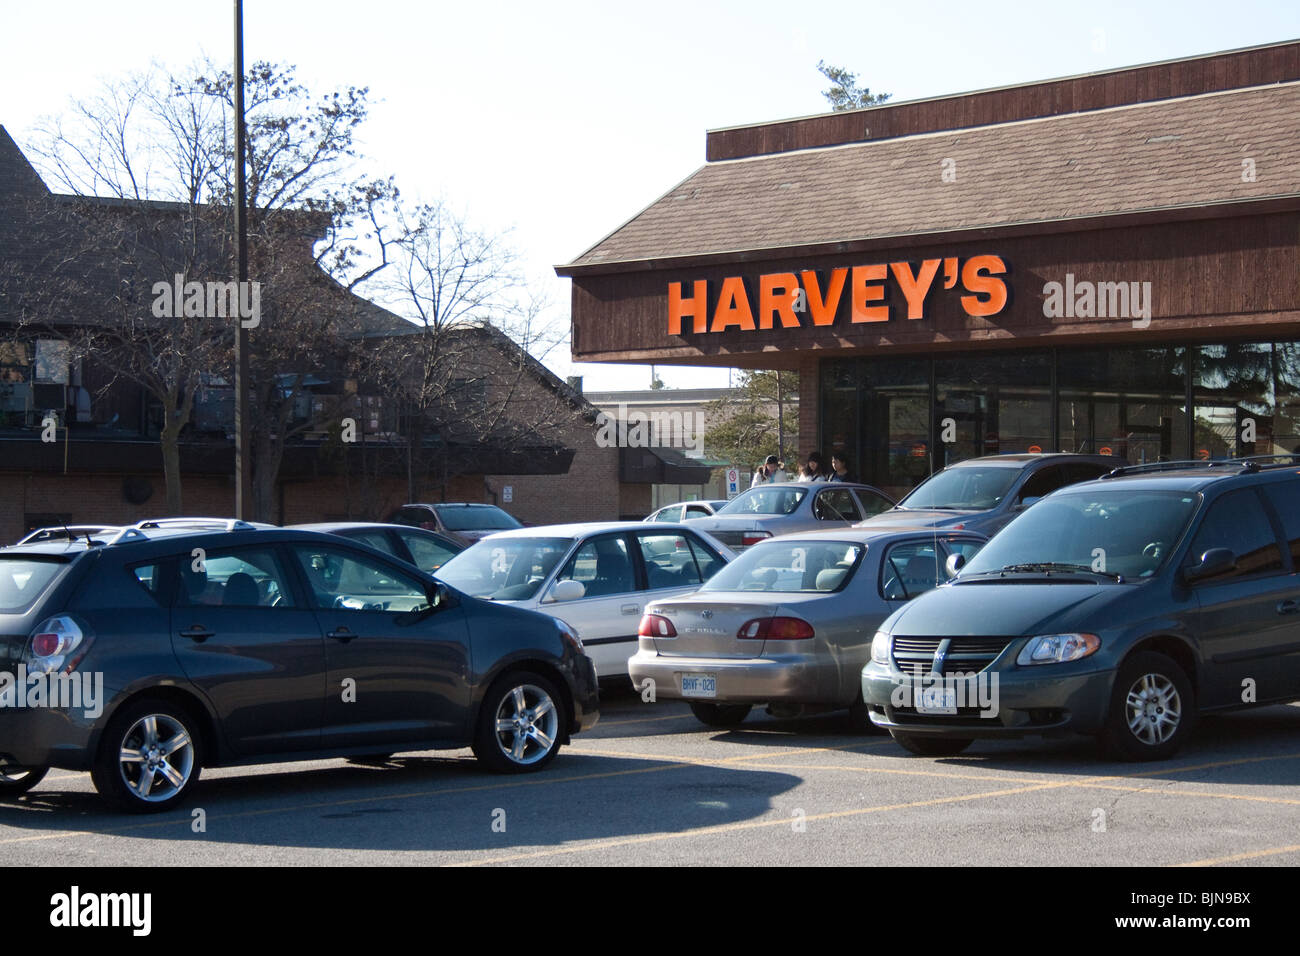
[860,662,1114,738]
[0,704,102,770]
[568,653,601,734]
[629,650,838,704]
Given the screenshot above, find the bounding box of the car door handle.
[621,604,641,615]
[179,625,214,643]
[327,627,356,642]
[1277,600,1299,615]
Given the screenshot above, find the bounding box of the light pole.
[233,0,252,518]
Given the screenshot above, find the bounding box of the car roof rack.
[131,517,263,531]
[1100,455,1300,479]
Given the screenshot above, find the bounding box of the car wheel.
[0,765,48,796]
[689,702,752,727]
[472,671,566,774]
[91,699,202,813]
[889,732,973,756]
[1102,651,1194,761]
[847,690,887,734]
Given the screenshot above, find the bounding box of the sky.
[3,0,1298,391]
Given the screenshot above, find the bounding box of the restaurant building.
[556,41,1300,500]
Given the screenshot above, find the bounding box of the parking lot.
[2,687,1297,867]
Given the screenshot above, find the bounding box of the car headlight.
[554,618,583,653]
[870,630,892,665]
[1016,633,1100,665]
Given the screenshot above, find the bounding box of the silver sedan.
[628,526,986,728]
[690,482,895,552]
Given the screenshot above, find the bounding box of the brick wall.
[797,355,820,460]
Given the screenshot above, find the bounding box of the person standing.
[751,454,789,487]
[798,451,831,482]
[829,452,855,483]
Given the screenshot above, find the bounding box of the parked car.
[646,500,729,522]
[388,502,524,547]
[0,525,598,812]
[630,527,986,728]
[291,522,464,573]
[691,482,895,552]
[856,453,1122,537]
[434,522,735,679]
[861,457,1300,760]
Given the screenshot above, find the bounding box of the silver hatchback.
[629,527,985,728]
[691,482,895,552]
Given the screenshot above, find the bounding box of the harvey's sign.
[667,255,1009,334]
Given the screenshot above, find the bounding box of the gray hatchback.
[0,524,598,812]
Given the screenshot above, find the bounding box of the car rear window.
[434,506,523,532]
[702,540,863,593]
[0,556,69,613]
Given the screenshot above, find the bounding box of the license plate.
[916,686,957,714]
[681,674,717,698]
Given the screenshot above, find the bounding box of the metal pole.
[233,0,252,519]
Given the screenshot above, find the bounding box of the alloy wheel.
[492,684,559,766]
[117,713,195,803]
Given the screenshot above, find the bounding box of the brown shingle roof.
[562,82,1300,270]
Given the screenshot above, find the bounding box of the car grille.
[891,636,1016,677]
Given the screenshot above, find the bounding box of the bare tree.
[21,60,392,516]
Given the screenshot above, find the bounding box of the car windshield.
[435,537,572,600]
[715,487,808,516]
[900,466,1021,510]
[960,489,1200,580]
[702,540,863,593]
[435,505,523,532]
[0,556,69,613]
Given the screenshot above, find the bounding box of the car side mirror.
[945,553,966,577]
[1016,496,1042,511]
[545,579,586,603]
[1181,548,1236,584]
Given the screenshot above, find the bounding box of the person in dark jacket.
[829,452,854,483]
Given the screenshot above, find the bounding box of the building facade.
[557,42,1300,501]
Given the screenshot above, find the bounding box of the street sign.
[726,467,740,499]
[502,485,513,503]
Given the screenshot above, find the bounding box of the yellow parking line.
[1174,844,1300,867]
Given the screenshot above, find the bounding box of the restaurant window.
[1193,343,1300,460]
[935,352,1051,468]
[858,358,929,501]
[1058,346,1188,465]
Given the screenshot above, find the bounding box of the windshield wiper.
[978,562,1124,583]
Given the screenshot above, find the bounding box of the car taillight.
[741,531,772,547]
[736,617,814,640]
[25,615,92,675]
[638,613,677,637]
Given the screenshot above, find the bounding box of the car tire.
[472,671,567,774]
[847,690,887,734]
[889,731,973,756]
[91,699,202,813]
[689,702,752,728]
[0,765,48,796]
[1101,651,1194,762]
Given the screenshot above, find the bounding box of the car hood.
[857,509,979,529]
[885,579,1126,637]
